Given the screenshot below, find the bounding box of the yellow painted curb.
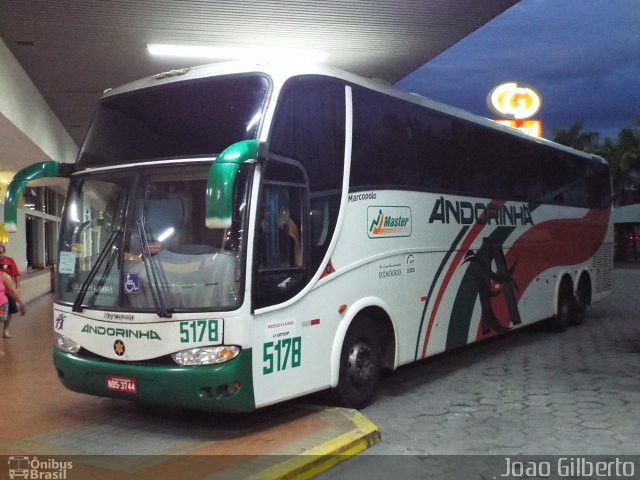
[250,408,381,480]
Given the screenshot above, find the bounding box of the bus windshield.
[76,74,269,168]
[56,164,251,313]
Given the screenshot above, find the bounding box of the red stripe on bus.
[474,208,610,342]
[421,200,505,358]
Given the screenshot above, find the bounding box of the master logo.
[368,206,412,238]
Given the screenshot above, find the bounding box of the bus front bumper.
[53,347,255,412]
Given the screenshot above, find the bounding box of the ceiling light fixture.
[147,44,329,63]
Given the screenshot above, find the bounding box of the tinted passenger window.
[269,76,345,275]
[350,85,611,209]
[270,76,345,192]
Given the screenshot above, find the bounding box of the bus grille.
[77,348,177,366]
[592,242,613,293]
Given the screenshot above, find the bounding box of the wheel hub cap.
[347,341,374,385]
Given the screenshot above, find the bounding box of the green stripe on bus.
[414,225,469,360]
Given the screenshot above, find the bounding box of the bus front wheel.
[333,317,381,409]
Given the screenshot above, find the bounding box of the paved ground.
[319,264,640,478]
[2,265,639,479]
[0,294,379,479]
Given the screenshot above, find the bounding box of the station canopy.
[0,0,518,146]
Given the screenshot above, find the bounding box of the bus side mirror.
[3,161,74,233]
[205,140,260,229]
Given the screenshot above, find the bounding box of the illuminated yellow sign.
[488,82,541,120]
[495,119,542,138]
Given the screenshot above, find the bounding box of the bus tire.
[333,317,381,409]
[549,281,572,332]
[570,279,589,326]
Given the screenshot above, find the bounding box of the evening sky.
[397,0,640,141]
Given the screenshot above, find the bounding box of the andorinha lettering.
[429,196,533,226]
[81,324,161,340]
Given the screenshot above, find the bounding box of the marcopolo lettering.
[428,196,533,226]
[81,324,161,340]
[104,312,135,321]
[348,192,377,202]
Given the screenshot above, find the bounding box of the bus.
[4,61,613,412]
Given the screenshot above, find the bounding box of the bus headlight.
[172,346,240,366]
[55,333,81,353]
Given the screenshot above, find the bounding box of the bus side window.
[259,186,303,269]
[255,184,307,308]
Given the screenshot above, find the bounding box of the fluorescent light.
[157,227,175,242]
[147,44,329,63]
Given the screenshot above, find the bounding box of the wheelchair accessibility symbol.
[124,273,140,294]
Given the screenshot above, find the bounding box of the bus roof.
[102,60,602,165]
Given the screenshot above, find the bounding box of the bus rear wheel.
[570,281,589,325]
[549,281,572,332]
[333,317,381,409]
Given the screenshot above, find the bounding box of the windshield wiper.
[72,230,121,313]
[137,217,173,318]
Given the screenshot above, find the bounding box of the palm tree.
[593,137,624,204]
[617,118,640,171]
[552,121,600,151]
[553,118,640,205]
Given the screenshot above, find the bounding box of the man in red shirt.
[0,244,21,338]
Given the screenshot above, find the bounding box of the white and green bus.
[5,62,613,412]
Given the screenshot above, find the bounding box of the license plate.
[106,375,138,394]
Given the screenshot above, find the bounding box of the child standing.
[0,244,21,338]
[1,271,26,355]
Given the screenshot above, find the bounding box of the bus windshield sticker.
[58,251,77,275]
[124,273,140,294]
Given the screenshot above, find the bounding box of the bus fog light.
[172,346,240,365]
[55,333,81,353]
[217,381,241,399]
